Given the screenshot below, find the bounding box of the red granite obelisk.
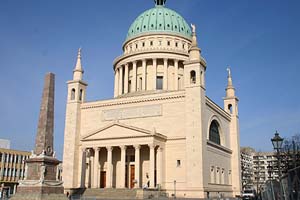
[11,73,67,200]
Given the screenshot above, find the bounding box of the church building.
[63,0,241,198]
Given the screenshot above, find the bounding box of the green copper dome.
[126,2,192,41]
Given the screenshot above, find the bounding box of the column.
[132,61,137,92]
[174,59,179,90]
[93,148,99,188]
[134,145,141,188]
[80,148,87,188]
[124,63,129,94]
[118,66,123,95]
[153,59,157,90]
[163,58,168,90]
[156,147,163,187]
[106,146,113,188]
[149,144,155,188]
[114,69,119,97]
[142,59,146,90]
[120,146,127,188]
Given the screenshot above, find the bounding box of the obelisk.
[11,73,67,200]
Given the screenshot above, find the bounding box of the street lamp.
[271,131,283,177]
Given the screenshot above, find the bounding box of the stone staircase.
[80,188,168,200]
[82,188,137,199]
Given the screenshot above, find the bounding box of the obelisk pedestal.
[11,73,67,200]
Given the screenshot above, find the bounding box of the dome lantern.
[155,0,166,6]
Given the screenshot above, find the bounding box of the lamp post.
[271,131,283,178]
[271,131,284,200]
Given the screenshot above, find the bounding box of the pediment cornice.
[81,121,167,142]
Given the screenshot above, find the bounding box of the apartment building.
[241,147,255,190]
[0,148,31,196]
[241,148,278,192]
[252,152,278,190]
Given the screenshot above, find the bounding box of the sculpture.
[191,24,196,33]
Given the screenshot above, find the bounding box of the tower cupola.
[155,0,166,6]
[73,48,84,80]
[188,24,201,61]
[225,67,235,98]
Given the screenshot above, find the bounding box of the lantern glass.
[271,132,283,150]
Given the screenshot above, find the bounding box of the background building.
[0,139,10,149]
[240,147,278,192]
[240,147,255,190]
[252,152,278,191]
[0,148,30,197]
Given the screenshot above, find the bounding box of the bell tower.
[223,68,241,196]
[183,24,207,197]
[63,48,88,192]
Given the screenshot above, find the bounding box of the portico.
[80,122,166,190]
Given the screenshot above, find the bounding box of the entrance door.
[100,171,106,188]
[130,165,135,189]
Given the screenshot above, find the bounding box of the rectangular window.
[178,77,182,90]
[176,160,181,167]
[156,76,163,90]
[228,170,232,185]
[221,168,225,184]
[216,167,220,184]
[210,166,215,183]
[139,77,142,91]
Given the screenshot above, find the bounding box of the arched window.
[190,70,196,84]
[79,89,83,101]
[209,120,221,145]
[71,88,75,100]
[228,104,233,114]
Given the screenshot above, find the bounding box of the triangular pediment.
[81,122,156,141]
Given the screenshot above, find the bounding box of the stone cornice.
[81,121,167,142]
[123,32,192,48]
[207,140,232,155]
[206,96,231,121]
[184,58,207,68]
[113,49,189,68]
[81,91,185,110]
[67,80,88,86]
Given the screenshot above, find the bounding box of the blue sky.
[0,0,299,159]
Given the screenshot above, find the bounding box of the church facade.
[62,0,241,198]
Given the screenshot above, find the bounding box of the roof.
[126,4,192,41]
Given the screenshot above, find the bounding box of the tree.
[280,133,300,174]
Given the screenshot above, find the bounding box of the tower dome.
[126,0,192,41]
